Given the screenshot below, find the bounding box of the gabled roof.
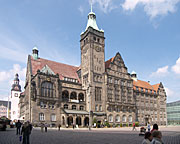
[105,56,115,69]
[30,56,81,82]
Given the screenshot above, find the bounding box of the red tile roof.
[105,56,115,69]
[133,80,157,93]
[133,80,154,90]
[30,56,81,82]
[152,84,160,91]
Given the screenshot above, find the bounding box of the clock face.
[14,93,18,97]
[95,46,101,52]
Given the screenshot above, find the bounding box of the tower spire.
[90,0,93,12]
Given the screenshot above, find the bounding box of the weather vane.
[90,0,93,12]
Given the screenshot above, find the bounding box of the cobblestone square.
[0,127,180,144]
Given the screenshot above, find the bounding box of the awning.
[63,109,89,115]
[93,112,106,116]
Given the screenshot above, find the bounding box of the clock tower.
[80,8,105,114]
[11,73,21,121]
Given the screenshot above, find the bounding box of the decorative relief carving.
[95,46,101,52]
[83,47,88,54]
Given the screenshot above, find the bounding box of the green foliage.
[120,123,122,127]
[115,124,120,127]
[93,118,97,124]
[105,121,110,128]
[126,123,128,127]
[135,122,139,127]
[129,123,132,127]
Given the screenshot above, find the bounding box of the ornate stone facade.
[19,10,167,127]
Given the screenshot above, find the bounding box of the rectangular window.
[95,105,98,112]
[51,114,56,121]
[95,87,102,101]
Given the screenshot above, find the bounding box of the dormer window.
[136,87,138,90]
[141,88,143,92]
[145,89,148,93]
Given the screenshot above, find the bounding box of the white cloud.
[78,6,84,15]
[90,0,118,13]
[171,57,180,74]
[165,87,174,97]
[0,64,26,100]
[122,0,180,19]
[150,65,169,77]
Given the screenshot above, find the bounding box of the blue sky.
[0,0,180,102]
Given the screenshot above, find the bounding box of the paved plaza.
[0,126,180,144]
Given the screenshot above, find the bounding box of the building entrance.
[97,120,101,128]
[84,117,89,127]
[67,116,73,126]
[76,116,81,126]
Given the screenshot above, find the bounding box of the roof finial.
[90,0,93,12]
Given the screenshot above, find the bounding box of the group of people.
[15,120,33,144]
[142,124,164,144]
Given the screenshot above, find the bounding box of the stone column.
[82,116,85,127]
[73,115,76,125]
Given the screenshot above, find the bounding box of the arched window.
[115,115,120,122]
[51,114,56,122]
[78,93,84,101]
[64,104,68,109]
[70,92,77,100]
[128,115,132,122]
[108,115,113,122]
[62,90,69,101]
[39,113,45,121]
[41,82,53,97]
[72,105,76,110]
[122,115,126,122]
[80,106,84,110]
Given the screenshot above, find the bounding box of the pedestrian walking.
[16,120,22,135]
[21,121,32,144]
[58,124,61,131]
[132,122,137,131]
[150,130,164,144]
[45,123,48,132]
[141,132,153,144]
[147,122,151,132]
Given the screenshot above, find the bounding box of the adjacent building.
[0,100,11,118]
[19,9,167,127]
[167,100,180,125]
[10,74,21,122]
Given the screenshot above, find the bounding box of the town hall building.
[19,9,167,127]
